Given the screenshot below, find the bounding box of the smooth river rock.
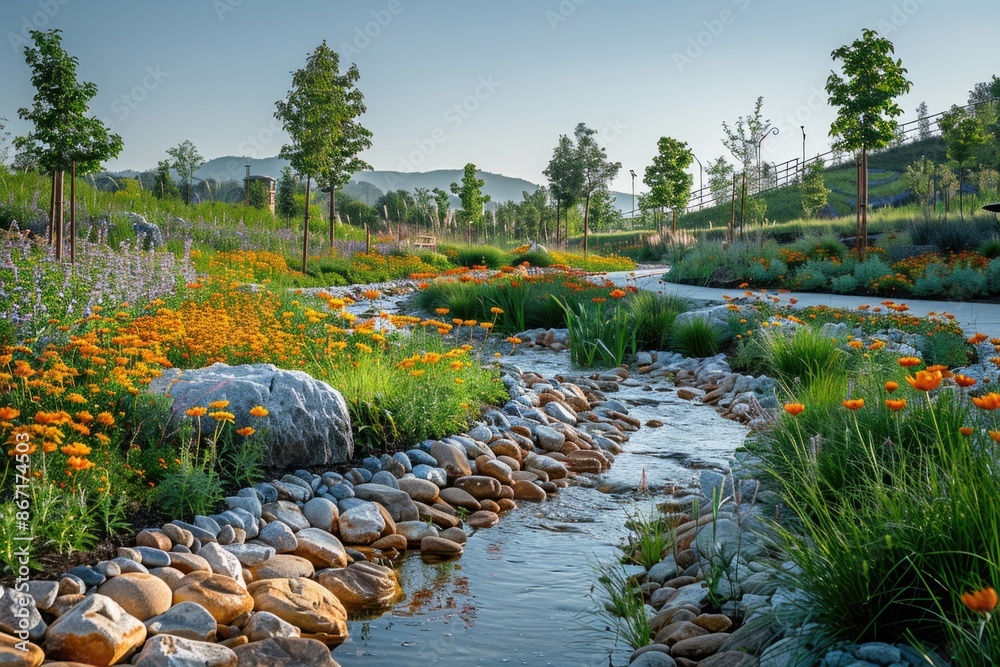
[44,595,147,666]
[247,578,348,645]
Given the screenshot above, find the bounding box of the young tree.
[153,159,179,200]
[801,159,830,218]
[15,29,123,261]
[904,156,936,208]
[915,102,931,140]
[276,166,297,227]
[938,105,990,217]
[543,133,583,247]
[319,67,373,242]
[276,41,372,272]
[450,163,490,240]
[643,136,694,233]
[431,187,451,230]
[722,96,770,195]
[166,140,204,205]
[826,28,912,260]
[574,122,621,257]
[706,157,735,206]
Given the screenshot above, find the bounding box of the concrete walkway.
[602,267,1000,340]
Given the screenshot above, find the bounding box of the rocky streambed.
[0,331,761,666]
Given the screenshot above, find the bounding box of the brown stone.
[172,572,254,624]
[0,632,43,667]
[653,620,707,646]
[694,613,733,633]
[429,441,471,479]
[420,536,463,557]
[465,510,500,529]
[49,594,86,618]
[396,477,440,504]
[371,534,408,551]
[437,527,467,545]
[439,487,481,511]
[488,440,522,462]
[316,562,401,610]
[136,529,172,551]
[247,578,348,645]
[44,595,146,666]
[293,528,349,569]
[248,554,315,581]
[511,479,546,502]
[412,501,461,529]
[95,573,172,622]
[147,567,187,590]
[670,632,731,660]
[231,637,339,667]
[476,459,514,485]
[496,498,518,512]
[167,552,212,575]
[479,499,501,514]
[372,502,397,537]
[454,475,502,500]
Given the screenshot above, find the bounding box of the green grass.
[669,317,727,358]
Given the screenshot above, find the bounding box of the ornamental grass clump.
[552,288,637,368]
[759,349,1000,656]
[669,317,727,358]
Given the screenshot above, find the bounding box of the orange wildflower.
[0,407,20,421]
[609,289,628,299]
[783,403,805,416]
[991,431,1000,443]
[884,381,899,393]
[236,427,256,437]
[953,374,977,388]
[249,406,269,418]
[897,357,922,368]
[208,400,230,410]
[884,399,907,411]
[490,307,504,315]
[972,392,1000,410]
[61,442,92,457]
[66,456,95,471]
[967,332,989,345]
[209,411,235,424]
[435,307,450,315]
[185,407,207,418]
[842,399,865,411]
[906,370,942,392]
[961,587,998,614]
[959,427,974,437]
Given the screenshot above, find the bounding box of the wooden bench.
[413,235,437,252]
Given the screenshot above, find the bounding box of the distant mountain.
[112,155,633,212]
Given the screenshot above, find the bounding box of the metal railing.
[681,98,997,214]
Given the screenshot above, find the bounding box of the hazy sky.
[2,0,996,193]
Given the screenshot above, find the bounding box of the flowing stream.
[334,347,747,666]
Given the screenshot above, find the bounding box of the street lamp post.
[629,169,636,221]
[691,153,704,209]
[757,126,779,191]
[800,126,806,178]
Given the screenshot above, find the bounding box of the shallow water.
[334,348,746,666]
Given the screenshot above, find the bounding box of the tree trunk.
[54,170,64,261]
[329,185,335,244]
[302,176,310,274]
[958,163,964,220]
[48,171,57,244]
[583,192,591,259]
[672,208,677,233]
[70,162,76,264]
[729,173,737,244]
[859,147,868,262]
[555,200,560,248]
[186,181,191,206]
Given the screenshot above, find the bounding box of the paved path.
[602,267,1000,340]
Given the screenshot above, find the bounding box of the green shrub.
[917,330,972,368]
[851,257,893,289]
[670,317,726,358]
[554,297,637,368]
[830,274,859,294]
[664,242,727,286]
[629,291,688,351]
[979,238,1000,260]
[911,263,949,298]
[443,244,511,269]
[745,258,788,285]
[790,261,831,291]
[760,325,846,389]
[510,249,553,267]
[944,266,987,300]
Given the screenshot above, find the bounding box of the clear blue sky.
[2,0,996,193]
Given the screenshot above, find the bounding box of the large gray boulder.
[150,363,353,468]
